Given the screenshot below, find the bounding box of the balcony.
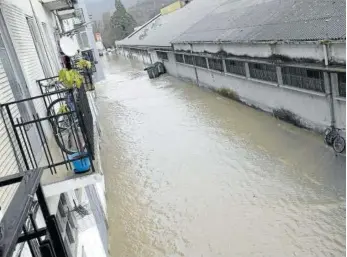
[42,0,74,11]
[58,8,85,26]
[0,75,100,256]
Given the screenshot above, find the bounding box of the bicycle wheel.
[333,135,345,153]
[47,97,86,155]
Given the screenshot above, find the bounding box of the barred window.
[225,60,246,76]
[208,58,224,72]
[184,55,194,65]
[194,56,207,68]
[338,72,346,97]
[157,51,168,60]
[66,223,75,244]
[249,63,277,83]
[175,53,184,63]
[282,67,325,93]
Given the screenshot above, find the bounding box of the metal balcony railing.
[0,79,95,256]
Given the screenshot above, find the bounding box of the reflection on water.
[97,55,346,257]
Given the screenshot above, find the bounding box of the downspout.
[189,43,199,86]
[323,42,336,127]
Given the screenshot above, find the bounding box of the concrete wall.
[169,61,343,132]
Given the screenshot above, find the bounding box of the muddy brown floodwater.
[97,55,346,257]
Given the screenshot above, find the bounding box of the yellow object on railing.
[160,1,183,15]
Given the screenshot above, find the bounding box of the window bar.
[20,117,38,168]
[33,114,54,175]
[5,105,30,170]
[17,118,35,170]
[36,113,57,174]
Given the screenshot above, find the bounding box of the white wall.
[174,42,346,64]
[174,62,334,131]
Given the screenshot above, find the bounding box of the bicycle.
[324,126,345,153]
[46,86,86,155]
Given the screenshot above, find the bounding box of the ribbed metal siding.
[0,60,20,214]
[2,3,46,116]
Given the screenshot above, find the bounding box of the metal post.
[5,105,29,170]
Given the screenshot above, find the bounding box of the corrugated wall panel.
[2,3,46,117]
[0,60,20,214]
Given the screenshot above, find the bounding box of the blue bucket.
[68,152,91,173]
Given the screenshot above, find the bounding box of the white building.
[116,0,346,134]
[0,0,107,257]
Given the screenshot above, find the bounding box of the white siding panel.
[0,60,20,214]
[2,3,46,117]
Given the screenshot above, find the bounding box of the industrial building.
[116,0,346,132]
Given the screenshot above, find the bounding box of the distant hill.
[85,0,176,25]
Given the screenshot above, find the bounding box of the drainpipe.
[322,42,336,127]
[189,43,199,86]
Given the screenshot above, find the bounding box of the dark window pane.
[194,56,207,68]
[208,58,224,72]
[282,67,325,93]
[338,72,346,97]
[175,54,184,63]
[225,60,246,76]
[157,51,168,60]
[184,55,194,65]
[249,63,277,83]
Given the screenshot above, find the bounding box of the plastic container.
[68,152,91,173]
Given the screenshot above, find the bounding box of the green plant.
[76,59,92,69]
[58,68,83,89]
[58,104,69,114]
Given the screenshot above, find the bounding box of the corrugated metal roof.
[116,0,229,47]
[173,0,346,43]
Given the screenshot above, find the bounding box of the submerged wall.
[117,47,346,133]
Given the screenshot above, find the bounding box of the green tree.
[110,0,137,41]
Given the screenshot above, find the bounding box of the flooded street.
[97,55,345,257]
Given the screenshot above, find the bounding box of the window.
[58,199,66,218]
[175,53,184,63]
[184,55,194,65]
[249,63,277,83]
[225,60,246,76]
[157,51,168,60]
[60,193,67,205]
[66,223,75,244]
[282,67,325,93]
[194,56,207,68]
[338,72,346,97]
[208,58,224,72]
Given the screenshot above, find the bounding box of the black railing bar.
[21,117,38,168]
[29,213,42,243]
[17,228,47,243]
[5,105,30,170]
[0,88,71,107]
[0,172,23,187]
[21,225,36,256]
[36,75,59,83]
[0,108,24,172]
[36,113,57,175]
[17,118,35,170]
[0,167,43,257]
[41,152,90,170]
[14,111,75,127]
[33,114,54,175]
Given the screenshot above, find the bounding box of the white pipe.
[323,44,329,66]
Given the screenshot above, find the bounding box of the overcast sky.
[85,0,139,8]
